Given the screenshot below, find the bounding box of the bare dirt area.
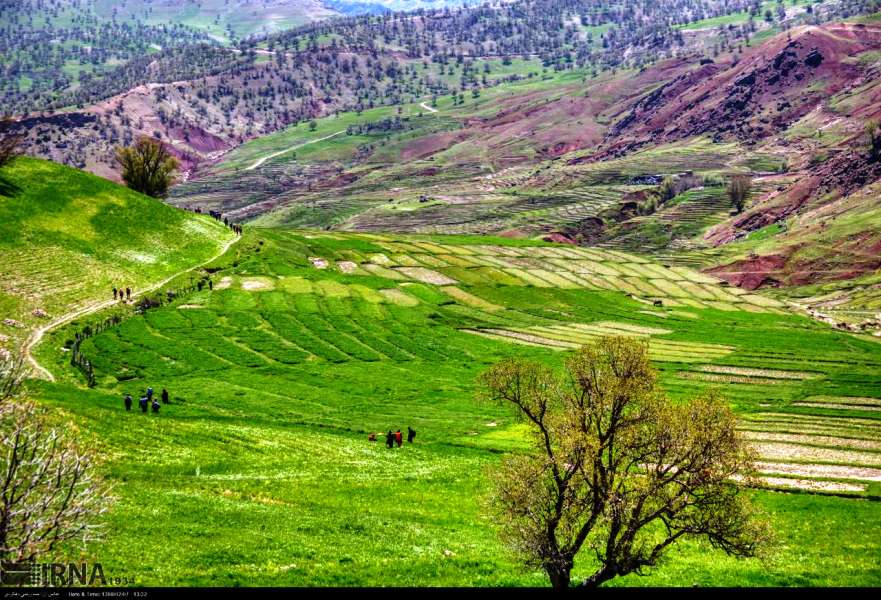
[752,442,881,467]
[756,461,881,482]
[742,431,881,452]
[758,476,866,493]
[241,278,275,291]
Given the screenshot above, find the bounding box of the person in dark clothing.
[124,394,132,411]
[139,396,148,413]
[113,287,118,300]
[161,388,169,404]
[208,280,213,291]
[126,287,131,300]
[395,429,403,448]
[146,387,154,401]
[407,427,416,443]
[151,399,160,414]
[385,431,395,449]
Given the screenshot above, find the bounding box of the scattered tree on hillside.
[0,356,111,563]
[479,337,771,590]
[728,175,752,214]
[867,120,881,161]
[658,176,677,203]
[115,137,179,198]
[0,118,22,168]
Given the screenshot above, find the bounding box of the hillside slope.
[12,0,850,178]
[0,157,235,355]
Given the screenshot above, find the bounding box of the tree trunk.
[547,563,572,591]
[580,565,617,589]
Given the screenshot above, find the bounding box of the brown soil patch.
[241,278,274,291]
[758,476,865,493]
[742,431,881,452]
[793,402,881,412]
[752,442,881,467]
[756,461,881,482]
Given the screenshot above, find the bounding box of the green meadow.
[0,158,234,346]
[31,229,881,586]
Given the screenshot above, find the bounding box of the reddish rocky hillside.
[586,23,881,160]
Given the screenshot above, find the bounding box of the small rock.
[2,319,23,328]
[32,309,50,319]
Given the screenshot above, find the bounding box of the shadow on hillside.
[0,173,20,197]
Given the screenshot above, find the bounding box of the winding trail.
[23,234,241,382]
[245,130,345,171]
[420,102,438,114]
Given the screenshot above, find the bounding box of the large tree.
[479,337,771,590]
[0,357,111,564]
[114,136,179,198]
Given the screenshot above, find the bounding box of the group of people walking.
[112,286,132,302]
[123,386,170,414]
[368,427,416,447]
[202,208,243,235]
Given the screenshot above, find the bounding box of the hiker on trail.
[208,280,213,291]
[198,280,204,291]
[386,431,395,449]
[124,394,132,411]
[146,387,154,402]
[395,429,403,448]
[161,388,169,404]
[151,398,160,414]
[139,396,148,413]
[126,287,131,300]
[407,427,416,444]
[113,287,118,300]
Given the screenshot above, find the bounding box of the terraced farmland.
[33,229,881,586]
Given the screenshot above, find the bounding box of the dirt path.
[420,102,438,114]
[23,234,241,382]
[245,130,345,171]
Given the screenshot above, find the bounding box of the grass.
[28,228,881,586]
[0,157,234,349]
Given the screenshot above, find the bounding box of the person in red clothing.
[395,429,403,447]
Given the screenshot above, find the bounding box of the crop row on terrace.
[297,237,783,313]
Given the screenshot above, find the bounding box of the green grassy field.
[0,158,235,350]
[30,228,881,586]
